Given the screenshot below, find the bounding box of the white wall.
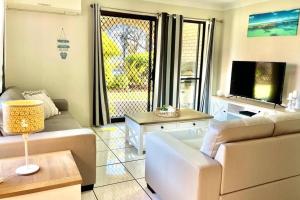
[219,0,300,103]
[0,0,4,92]
[5,0,224,126]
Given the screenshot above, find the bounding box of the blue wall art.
[57,28,70,59]
[248,9,300,37]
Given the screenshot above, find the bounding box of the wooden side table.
[0,151,82,200]
[125,109,213,155]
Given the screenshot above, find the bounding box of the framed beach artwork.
[248,9,300,37]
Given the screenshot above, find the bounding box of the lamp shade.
[2,100,44,134]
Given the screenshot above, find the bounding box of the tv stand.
[210,96,288,121]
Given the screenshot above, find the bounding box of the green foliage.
[125,52,149,88]
[102,32,122,89]
[104,61,118,89]
[101,33,150,90]
[125,52,148,68]
[102,32,121,57]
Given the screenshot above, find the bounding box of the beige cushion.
[267,113,300,136]
[44,111,81,132]
[200,117,274,158]
[22,90,59,119]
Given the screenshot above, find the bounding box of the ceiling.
[142,0,271,10]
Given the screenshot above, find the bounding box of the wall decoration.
[247,9,300,37]
[57,28,70,59]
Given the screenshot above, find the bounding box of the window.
[180,20,206,109]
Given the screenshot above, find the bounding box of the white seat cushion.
[182,137,203,149]
[166,128,205,140]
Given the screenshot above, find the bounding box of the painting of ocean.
[248,9,300,37]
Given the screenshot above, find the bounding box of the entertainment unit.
[210,96,289,121]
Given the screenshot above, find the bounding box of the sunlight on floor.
[82,123,160,200]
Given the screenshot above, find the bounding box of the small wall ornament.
[57,28,70,59]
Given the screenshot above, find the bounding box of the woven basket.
[155,108,180,118]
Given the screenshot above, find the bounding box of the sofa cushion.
[267,113,300,136]
[182,137,203,149]
[200,117,274,158]
[0,87,24,101]
[167,128,205,140]
[44,111,81,132]
[53,99,68,111]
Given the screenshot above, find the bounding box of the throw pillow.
[22,90,60,119]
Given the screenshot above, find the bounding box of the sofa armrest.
[53,99,68,111]
[0,128,96,186]
[146,133,221,200]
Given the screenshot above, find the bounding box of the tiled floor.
[82,123,160,200]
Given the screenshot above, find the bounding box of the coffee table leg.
[125,117,129,143]
[138,126,144,155]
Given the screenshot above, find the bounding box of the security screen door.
[100,11,157,121]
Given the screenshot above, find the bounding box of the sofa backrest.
[0,87,24,101]
[267,112,300,136]
[200,117,274,158]
[215,132,300,195]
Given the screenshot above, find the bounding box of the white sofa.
[145,113,300,200]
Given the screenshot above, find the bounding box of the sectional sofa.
[146,113,300,200]
[0,87,96,190]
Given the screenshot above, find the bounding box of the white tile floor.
[82,123,160,200]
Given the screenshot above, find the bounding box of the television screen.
[230,61,286,104]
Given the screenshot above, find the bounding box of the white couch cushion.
[182,138,203,149]
[267,113,300,136]
[200,117,274,158]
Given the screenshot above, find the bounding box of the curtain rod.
[90,5,223,23]
[90,5,158,17]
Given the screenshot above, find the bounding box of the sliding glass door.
[100,11,157,121]
[180,20,206,110]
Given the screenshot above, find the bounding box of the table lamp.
[2,100,44,175]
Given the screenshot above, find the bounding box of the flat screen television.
[230,61,286,104]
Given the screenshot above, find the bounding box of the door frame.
[180,19,206,110]
[100,10,158,122]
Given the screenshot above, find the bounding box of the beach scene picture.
[248,9,300,37]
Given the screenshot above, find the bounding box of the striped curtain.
[92,4,110,126]
[200,18,216,113]
[153,13,183,109]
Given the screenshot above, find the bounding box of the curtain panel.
[92,4,110,126]
[153,13,183,109]
[199,18,216,113]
